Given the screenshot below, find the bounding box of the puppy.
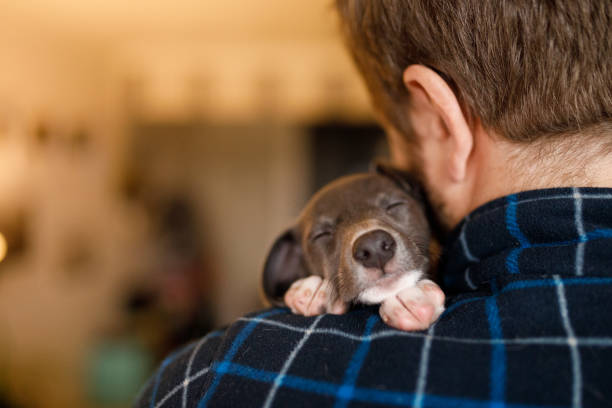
[262,164,445,331]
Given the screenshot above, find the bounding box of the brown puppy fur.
[262,165,433,310]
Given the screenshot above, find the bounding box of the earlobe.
[402,65,474,182]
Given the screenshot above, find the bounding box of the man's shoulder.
[133,323,230,407]
[133,304,487,407]
[135,291,612,407]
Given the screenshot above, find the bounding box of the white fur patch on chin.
[357,269,423,305]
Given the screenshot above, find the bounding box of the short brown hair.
[335,0,611,142]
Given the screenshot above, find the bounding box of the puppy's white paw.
[379,279,445,331]
[284,276,348,316]
[284,276,329,316]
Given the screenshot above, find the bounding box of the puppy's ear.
[372,161,423,200]
[262,229,309,307]
[374,161,446,241]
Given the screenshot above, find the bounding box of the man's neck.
[468,129,612,221]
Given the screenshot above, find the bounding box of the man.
[135,1,612,407]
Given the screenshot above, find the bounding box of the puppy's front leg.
[379,279,445,331]
[284,276,348,316]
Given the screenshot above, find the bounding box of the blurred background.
[0,1,386,407]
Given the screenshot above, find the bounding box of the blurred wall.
[0,1,375,408]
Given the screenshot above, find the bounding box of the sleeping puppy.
[262,164,445,331]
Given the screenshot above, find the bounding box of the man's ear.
[402,64,474,182]
[261,228,309,307]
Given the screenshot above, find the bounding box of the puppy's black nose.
[352,229,396,269]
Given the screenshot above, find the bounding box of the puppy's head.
[262,165,430,307]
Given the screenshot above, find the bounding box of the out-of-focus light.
[0,233,7,263]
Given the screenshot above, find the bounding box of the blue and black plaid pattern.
[135,188,612,408]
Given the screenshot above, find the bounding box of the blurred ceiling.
[2,0,338,43]
[0,0,372,124]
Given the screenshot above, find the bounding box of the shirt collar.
[439,187,612,293]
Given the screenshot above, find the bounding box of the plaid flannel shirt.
[135,187,612,408]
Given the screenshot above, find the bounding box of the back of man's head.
[335,0,611,144]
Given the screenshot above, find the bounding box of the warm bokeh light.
[0,232,6,263]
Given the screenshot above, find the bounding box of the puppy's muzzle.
[352,229,396,270]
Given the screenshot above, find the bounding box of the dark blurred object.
[160,198,201,256]
[156,197,215,349]
[308,121,386,193]
[0,392,20,408]
[120,196,215,361]
[124,288,157,314]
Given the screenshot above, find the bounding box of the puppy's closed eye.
[311,230,332,242]
[385,202,407,212]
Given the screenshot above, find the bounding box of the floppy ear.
[262,229,309,307]
[372,160,423,201]
[374,161,446,241]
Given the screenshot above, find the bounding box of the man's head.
[336,0,612,231]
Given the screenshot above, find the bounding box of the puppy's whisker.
[306,278,325,312]
[326,275,342,306]
[330,273,343,294]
